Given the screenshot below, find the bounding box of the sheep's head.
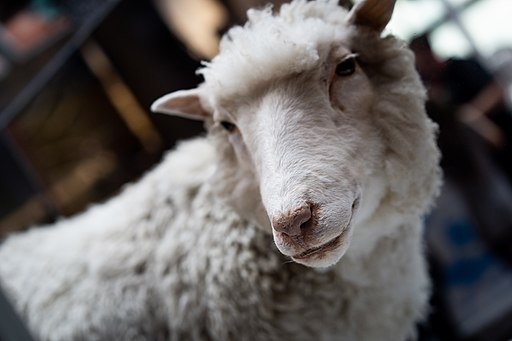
[153,0,440,268]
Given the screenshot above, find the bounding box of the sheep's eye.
[335,57,356,76]
[220,121,237,133]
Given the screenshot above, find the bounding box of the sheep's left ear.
[151,88,211,121]
[348,0,397,32]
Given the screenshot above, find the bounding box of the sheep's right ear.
[151,88,211,121]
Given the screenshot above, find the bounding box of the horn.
[348,0,397,32]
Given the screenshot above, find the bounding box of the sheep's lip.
[292,234,343,260]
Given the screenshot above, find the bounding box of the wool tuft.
[199,0,352,101]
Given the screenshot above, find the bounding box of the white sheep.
[0,0,441,340]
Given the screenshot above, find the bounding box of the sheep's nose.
[271,205,312,236]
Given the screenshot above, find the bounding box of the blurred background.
[0,0,511,340]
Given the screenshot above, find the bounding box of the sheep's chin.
[289,229,352,268]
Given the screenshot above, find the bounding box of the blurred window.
[390,0,512,58]
[388,0,445,39]
[461,0,512,57]
[430,22,472,59]
[389,0,512,102]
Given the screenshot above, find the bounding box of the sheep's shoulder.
[0,138,217,339]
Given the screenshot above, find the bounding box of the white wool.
[0,139,432,340]
[199,0,351,100]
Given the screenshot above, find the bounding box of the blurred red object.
[0,9,70,62]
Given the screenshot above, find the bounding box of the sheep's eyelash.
[338,53,359,63]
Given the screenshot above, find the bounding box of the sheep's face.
[152,47,383,267]
[152,0,403,268]
[209,46,383,267]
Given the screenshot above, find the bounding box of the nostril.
[299,203,318,232]
[271,205,312,236]
[352,197,360,211]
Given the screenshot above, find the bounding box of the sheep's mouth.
[292,234,343,260]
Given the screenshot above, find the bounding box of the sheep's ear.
[348,0,397,32]
[151,89,211,121]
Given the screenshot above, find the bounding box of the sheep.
[0,0,441,340]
